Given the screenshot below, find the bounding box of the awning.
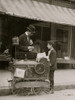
[0,0,75,26]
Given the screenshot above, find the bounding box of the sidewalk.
[54,69,75,90]
[0,69,75,95]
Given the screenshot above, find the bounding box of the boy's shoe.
[50,89,54,94]
[45,79,50,83]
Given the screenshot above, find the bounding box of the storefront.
[0,0,75,68]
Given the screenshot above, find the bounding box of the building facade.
[0,0,75,68]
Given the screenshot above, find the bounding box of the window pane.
[56,29,68,58]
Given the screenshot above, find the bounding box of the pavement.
[0,89,75,100]
[0,69,75,95]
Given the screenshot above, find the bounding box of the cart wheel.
[34,87,42,95]
[34,63,45,75]
[15,88,31,96]
[21,88,31,96]
[11,79,16,95]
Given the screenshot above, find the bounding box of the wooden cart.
[11,59,50,95]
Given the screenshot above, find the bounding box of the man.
[47,41,57,94]
[19,25,36,52]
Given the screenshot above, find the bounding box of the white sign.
[14,68,25,78]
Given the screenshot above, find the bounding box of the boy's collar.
[49,47,53,51]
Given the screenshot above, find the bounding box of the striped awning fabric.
[0,0,75,26]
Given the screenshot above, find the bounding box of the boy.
[47,41,57,94]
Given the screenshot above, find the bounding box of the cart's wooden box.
[11,59,50,95]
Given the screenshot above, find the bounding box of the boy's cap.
[47,40,55,47]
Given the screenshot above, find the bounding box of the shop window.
[55,29,68,58]
[32,23,51,42]
[32,26,41,41]
[42,27,50,41]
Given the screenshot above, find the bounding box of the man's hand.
[28,46,34,51]
[30,39,33,45]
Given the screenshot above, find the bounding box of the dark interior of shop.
[0,15,51,69]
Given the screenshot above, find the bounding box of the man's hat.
[27,25,36,33]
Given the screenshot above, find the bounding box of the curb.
[0,88,12,96]
[54,84,75,91]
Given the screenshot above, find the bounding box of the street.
[0,89,75,100]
